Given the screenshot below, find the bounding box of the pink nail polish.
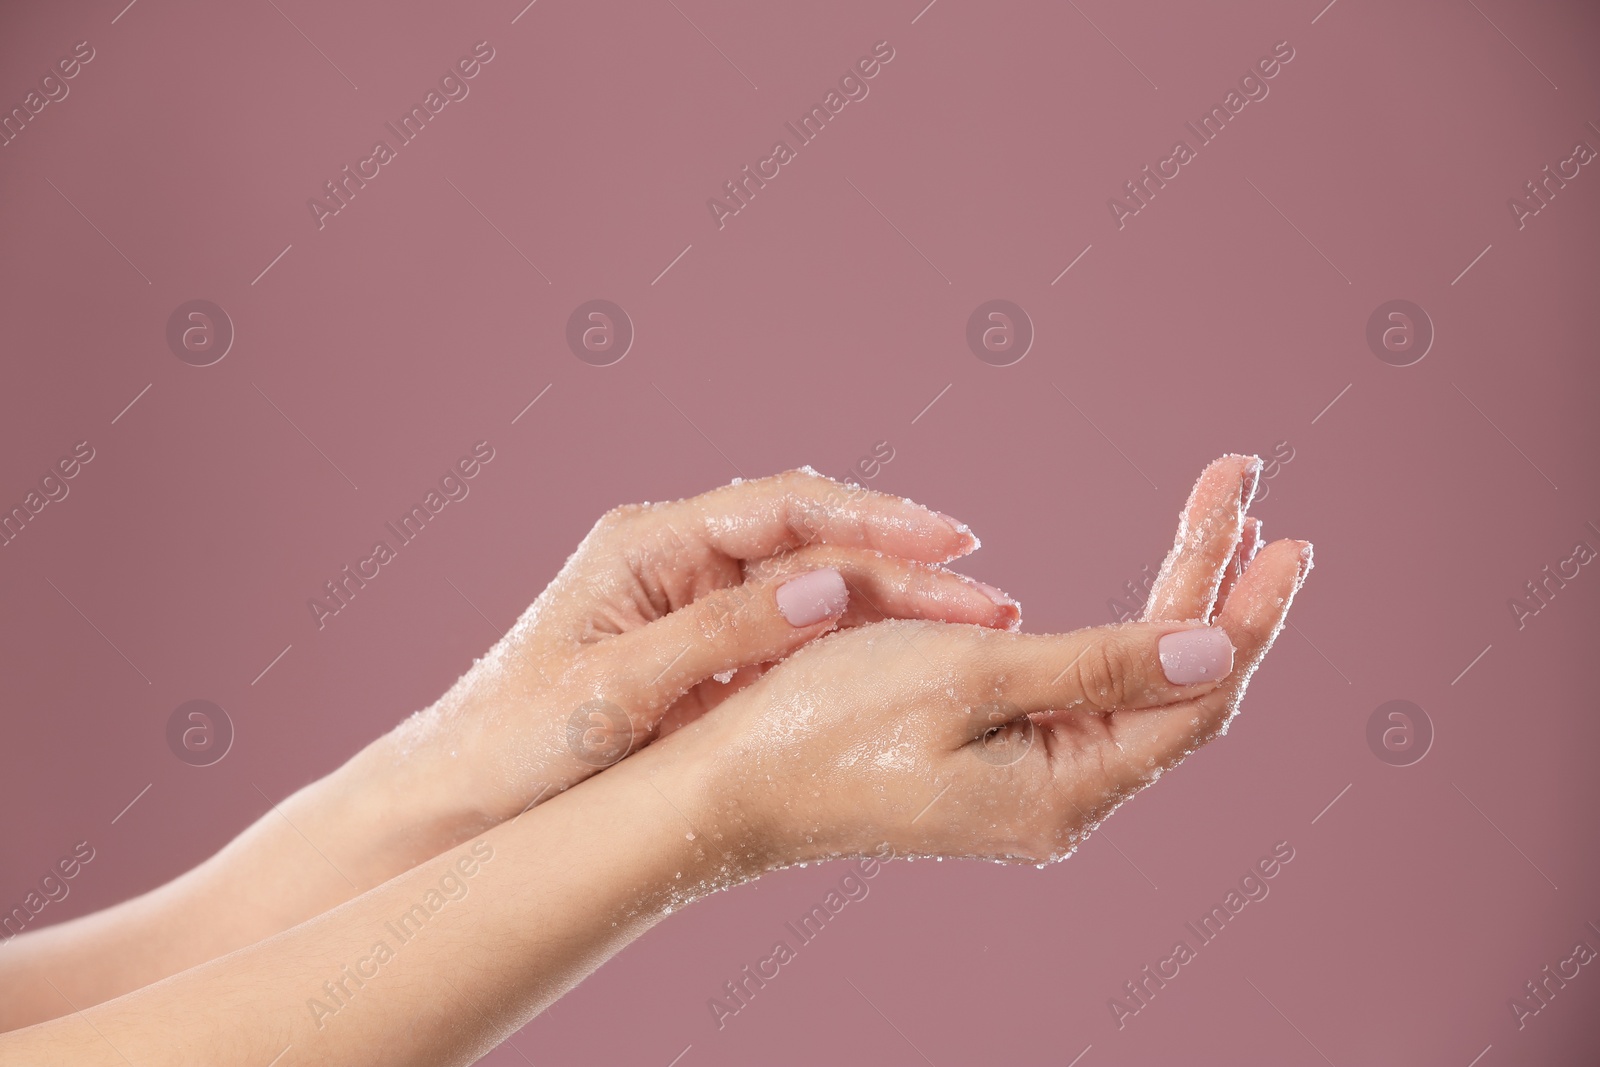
[972,580,1015,608]
[1241,458,1264,509]
[1296,541,1315,583]
[1244,518,1263,566]
[1159,627,1235,684]
[935,511,980,551]
[776,568,848,626]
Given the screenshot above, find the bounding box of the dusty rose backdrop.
[2,0,1597,1063]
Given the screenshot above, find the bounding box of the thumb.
[603,567,850,722]
[974,620,1238,734]
[604,545,1021,726]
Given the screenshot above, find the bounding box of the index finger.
[641,467,978,564]
[1107,538,1314,787]
[1142,454,1262,623]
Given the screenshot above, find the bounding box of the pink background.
[3,0,1598,1063]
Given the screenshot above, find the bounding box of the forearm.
[0,751,724,1066]
[0,731,491,1031]
[0,472,988,1038]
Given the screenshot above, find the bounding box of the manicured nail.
[971,580,1021,628]
[935,511,980,551]
[1295,541,1315,584]
[1243,517,1263,566]
[1241,457,1264,509]
[971,580,1015,608]
[776,568,848,626]
[1159,627,1235,684]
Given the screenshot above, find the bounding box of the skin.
[0,456,1311,1065]
[0,469,1015,1030]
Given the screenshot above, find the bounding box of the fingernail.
[1296,541,1315,583]
[1241,457,1264,509]
[935,511,980,551]
[1159,627,1235,684]
[971,580,1021,629]
[776,568,848,626]
[971,580,1015,608]
[1235,515,1260,566]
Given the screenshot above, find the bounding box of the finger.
[1106,538,1313,786]
[626,468,978,566]
[605,555,1014,724]
[1211,516,1262,619]
[942,620,1239,741]
[1142,455,1261,623]
[744,545,1020,631]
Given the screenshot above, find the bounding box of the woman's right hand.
[648,455,1311,873]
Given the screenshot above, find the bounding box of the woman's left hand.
[360,467,1019,856]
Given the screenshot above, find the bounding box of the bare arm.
[0,746,725,1067]
[2,456,1309,1067]
[0,470,1001,1030]
[0,738,481,1031]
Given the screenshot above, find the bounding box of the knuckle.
[758,469,815,504]
[884,567,927,618]
[1073,638,1128,711]
[742,555,779,582]
[782,495,829,544]
[904,563,940,604]
[703,584,757,638]
[595,504,636,534]
[778,466,829,488]
[773,543,845,573]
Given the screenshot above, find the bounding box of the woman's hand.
[0,468,1016,1033]
[643,455,1310,873]
[360,467,1020,853]
[0,455,1314,1063]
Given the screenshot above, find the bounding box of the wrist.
[627,729,785,884]
[327,732,502,883]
